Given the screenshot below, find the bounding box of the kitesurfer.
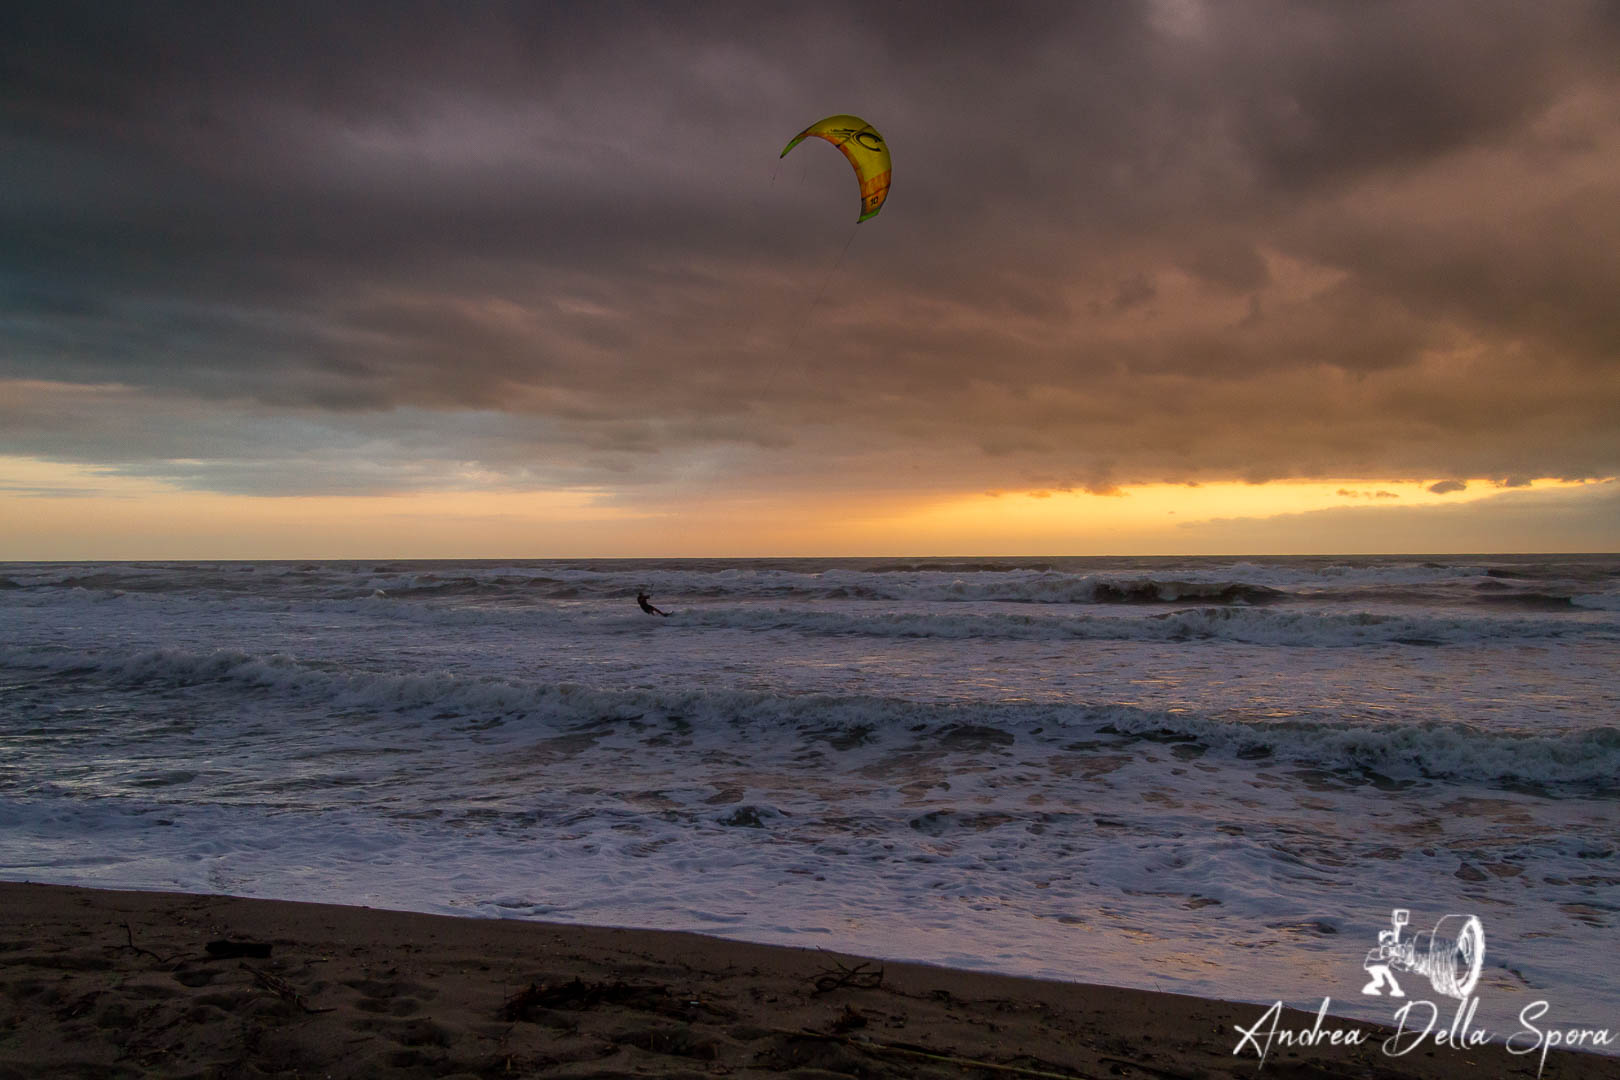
[636,591,669,617]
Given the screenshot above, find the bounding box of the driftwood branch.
[811,960,884,994]
[119,921,177,964]
[240,963,334,1014]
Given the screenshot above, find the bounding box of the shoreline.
[1,882,1608,1078]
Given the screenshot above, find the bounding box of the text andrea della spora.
[1232,997,1615,1076]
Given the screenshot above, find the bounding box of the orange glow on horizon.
[0,456,1609,559]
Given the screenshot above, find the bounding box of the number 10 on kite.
[781,115,891,222]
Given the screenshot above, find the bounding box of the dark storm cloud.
[3,1,1619,496]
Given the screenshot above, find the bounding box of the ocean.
[2,555,1616,1036]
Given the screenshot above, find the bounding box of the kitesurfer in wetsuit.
[636,591,669,617]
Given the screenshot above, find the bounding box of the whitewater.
[2,555,1617,1035]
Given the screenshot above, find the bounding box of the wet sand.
[0,881,1604,1078]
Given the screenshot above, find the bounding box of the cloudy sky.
[4,1,1618,557]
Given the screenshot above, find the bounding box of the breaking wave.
[5,643,1616,788]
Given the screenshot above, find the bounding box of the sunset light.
[3,6,1617,1076]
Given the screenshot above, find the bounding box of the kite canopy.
[781,114,891,222]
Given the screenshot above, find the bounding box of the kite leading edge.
[781,114,891,222]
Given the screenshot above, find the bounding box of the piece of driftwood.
[240,963,333,1014]
[811,959,884,994]
[119,921,179,965]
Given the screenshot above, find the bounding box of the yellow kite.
[781,115,891,222]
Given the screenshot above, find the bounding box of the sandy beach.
[0,882,1605,1079]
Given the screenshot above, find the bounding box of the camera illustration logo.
[1362,908,1486,1001]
